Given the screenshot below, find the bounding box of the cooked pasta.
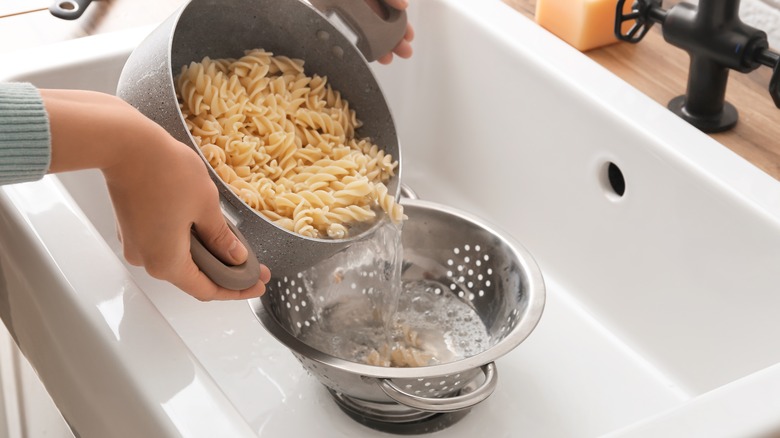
[365,325,433,367]
[176,48,405,238]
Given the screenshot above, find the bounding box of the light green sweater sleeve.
[0,83,51,185]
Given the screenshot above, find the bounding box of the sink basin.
[2,0,780,436]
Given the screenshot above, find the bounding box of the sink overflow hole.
[607,162,625,197]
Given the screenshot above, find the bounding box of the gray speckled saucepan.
[117,0,406,287]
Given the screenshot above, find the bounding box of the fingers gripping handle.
[310,0,408,62]
[190,218,262,291]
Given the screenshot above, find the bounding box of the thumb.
[193,214,248,266]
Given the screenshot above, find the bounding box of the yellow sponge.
[535,0,631,51]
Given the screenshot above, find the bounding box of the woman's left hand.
[365,0,414,64]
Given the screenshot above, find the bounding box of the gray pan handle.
[190,217,262,291]
[310,0,408,62]
[49,0,94,20]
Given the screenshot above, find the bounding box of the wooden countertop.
[3,0,779,179]
[505,0,780,181]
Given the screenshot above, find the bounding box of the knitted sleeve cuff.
[0,82,51,185]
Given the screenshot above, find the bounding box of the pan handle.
[310,0,408,62]
[190,217,263,291]
[49,0,94,20]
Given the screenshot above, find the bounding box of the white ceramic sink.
[2,0,780,436]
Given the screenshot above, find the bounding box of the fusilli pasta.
[176,48,405,238]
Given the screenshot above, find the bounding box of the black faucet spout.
[661,0,769,131]
[615,0,780,132]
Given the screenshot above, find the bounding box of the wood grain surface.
[505,0,780,180]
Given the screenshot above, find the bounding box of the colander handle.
[378,362,498,412]
[190,216,262,291]
[309,0,408,62]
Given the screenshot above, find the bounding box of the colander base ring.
[328,384,475,434]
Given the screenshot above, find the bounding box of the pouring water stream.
[298,219,490,367]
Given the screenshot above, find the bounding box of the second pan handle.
[310,0,408,62]
[49,0,94,20]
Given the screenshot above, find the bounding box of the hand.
[365,0,414,64]
[41,89,271,301]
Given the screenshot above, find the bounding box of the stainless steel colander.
[116,0,407,285]
[249,197,545,423]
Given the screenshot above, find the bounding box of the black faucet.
[615,0,780,132]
